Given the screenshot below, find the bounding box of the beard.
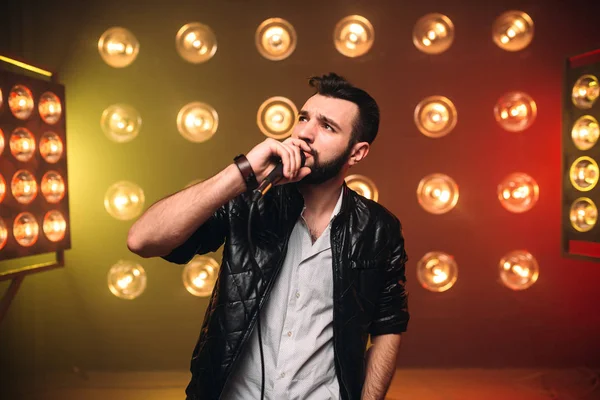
[299,140,354,185]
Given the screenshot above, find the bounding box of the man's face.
[291,94,359,185]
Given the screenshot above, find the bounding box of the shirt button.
[287,331,292,337]
[295,292,300,298]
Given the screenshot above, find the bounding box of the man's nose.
[296,123,315,143]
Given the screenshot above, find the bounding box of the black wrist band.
[233,154,259,191]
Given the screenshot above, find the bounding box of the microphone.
[253,151,306,199]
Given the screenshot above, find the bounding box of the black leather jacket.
[162,182,410,399]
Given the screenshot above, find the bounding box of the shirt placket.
[272,227,306,397]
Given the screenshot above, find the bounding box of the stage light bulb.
[176,22,217,64]
[256,97,297,139]
[334,15,374,57]
[0,174,5,203]
[9,127,36,162]
[0,218,7,250]
[256,18,297,60]
[11,170,37,205]
[414,96,457,137]
[499,250,539,290]
[100,104,141,143]
[9,85,34,120]
[43,210,66,242]
[98,27,139,68]
[570,197,598,232]
[413,13,454,54]
[39,131,63,163]
[0,88,3,109]
[572,74,600,109]
[38,92,62,125]
[183,255,219,297]
[492,11,534,51]
[417,251,458,292]
[569,156,599,192]
[571,115,599,150]
[494,91,536,132]
[13,212,39,247]
[417,173,459,214]
[108,260,146,300]
[345,174,379,202]
[0,128,4,155]
[104,181,145,220]
[497,173,539,213]
[41,171,66,204]
[177,102,219,143]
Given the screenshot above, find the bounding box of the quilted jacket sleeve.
[368,218,410,336]
[160,203,229,265]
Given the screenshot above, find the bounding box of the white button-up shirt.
[221,187,344,400]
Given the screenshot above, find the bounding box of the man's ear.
[349,142,370,166]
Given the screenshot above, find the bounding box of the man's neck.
[297,176,344,219]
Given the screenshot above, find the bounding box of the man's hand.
[245,137,313,185]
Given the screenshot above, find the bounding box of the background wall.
[1,0,600,379]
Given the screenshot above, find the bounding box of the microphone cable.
[247,194,267,400]
[245,153,306,400]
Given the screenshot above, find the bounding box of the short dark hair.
[308,72,380,145]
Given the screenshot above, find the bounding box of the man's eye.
[324,124,333,131]
[298,116,307,121]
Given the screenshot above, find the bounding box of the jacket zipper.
[331,217,350,400]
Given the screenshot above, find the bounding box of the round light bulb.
[413,13,454,54]
[108,260,147,300]
[183,255,219,297]
[571,115,599,150]
[494,91,537,132]
[177,102,219,143]
[499,250,539,290]
[414,96,457,138]
[492,11,534,51]
[41,171,66,204]
[11,170,38,204]
[256,18,297,60]
[13,212,39,247]
[9,85,34,120]
[38,92,62,125]
[569,156,599,192]
[256,97,297,139]
[569,197,598,233]
[39,132,64,163]
[417,173,459,214]
[497,173,539,213]
[572,74,600,110]
[101,104,142,143]
[104,181,145,220]
[333,15,374,58]
[0,128,5,155]
[417,251,458,292]
[98,27,139,68]
[176,22,217,64]
[10,127,36,162]
[345,174,379,202]
[43,210,67,242]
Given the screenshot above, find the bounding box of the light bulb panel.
[0,69,71,261]
[561,48,600,262]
